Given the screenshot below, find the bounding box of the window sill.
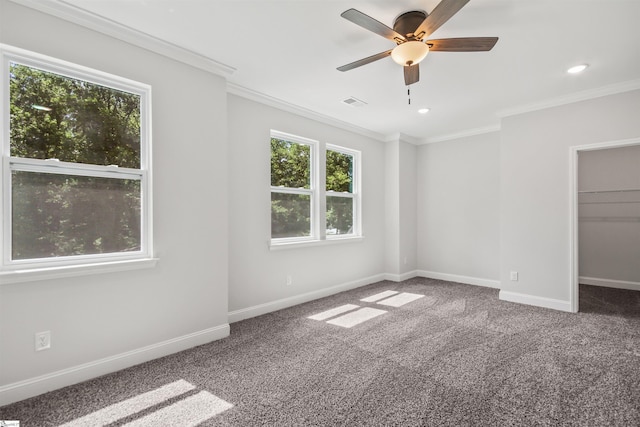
[269,236,364,251]
[0,258,159,284]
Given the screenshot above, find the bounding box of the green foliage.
[12,173,141,259]
[9,63,142,260]
[326,150,354,234]
[270,141,355,237]
[270,193,311,238]
[326,150,353,193]
[270,138,311,237]
[270,138,310,188]
[10,63,140,167]
[326,196,353,235]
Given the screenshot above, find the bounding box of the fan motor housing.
[393,10,427,38]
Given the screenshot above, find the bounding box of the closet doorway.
[570,138,640,312]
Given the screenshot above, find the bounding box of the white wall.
[383,137,417,279]
[399,141,418,276]
[227,94,387,317]
[416,132,500,284]
[578,145,640,285]
[0,0,229,404]
[384,140,401,276]
[500,90,640,307]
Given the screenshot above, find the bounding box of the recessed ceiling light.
[418,108,430,114]
[567,64,588,74]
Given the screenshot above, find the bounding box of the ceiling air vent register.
[342,96,368,107]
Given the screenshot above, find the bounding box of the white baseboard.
[228,270,499,323]
[499,290,572,312]
[0,324,230,407]
[416,270,501,288]
[228,273,386,323]
[579,276,640,291]
[384,270,418,282]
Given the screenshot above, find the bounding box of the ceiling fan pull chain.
[408,86,411,105]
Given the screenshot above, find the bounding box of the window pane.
[11,171,141,260]
[326,150,353,193]
[271,192,311,238]
[270,138,310,189]
[9,63,141,168]
[326,196,353,235]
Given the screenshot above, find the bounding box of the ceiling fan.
[337,0,498,85]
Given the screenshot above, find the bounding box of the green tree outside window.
[9,63,142,260]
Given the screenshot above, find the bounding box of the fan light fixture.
[337,4,499,86]
[391,41,429,66]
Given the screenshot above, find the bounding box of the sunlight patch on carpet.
[59,380,195,427]
[307,304,360,321]
[376,292,425,307]
[326,307,387,328]
[360,290,399,302]
[123,391,233,427]
[59,379,232,427]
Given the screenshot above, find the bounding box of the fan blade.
[414,0,470,39]
[337,49,393,72]
[341,9,406,41]
[427,37,498,51]
[404,64,420,85]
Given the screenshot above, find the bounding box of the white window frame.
[269,130,362,249]
[325,144,361,239]
[270,130,319,244]
[0,44,154,281]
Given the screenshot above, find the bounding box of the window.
[270,132,316,241]
[270,130,360,246]
[1,45,152,274]
[326,146,356,236]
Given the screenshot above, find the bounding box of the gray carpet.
[1,279,639,426]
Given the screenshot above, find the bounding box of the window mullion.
[10,158,143,180]
[316,141,326,240]
[353,150,361,236]
[325,191,354,198]
[270,187,312,196]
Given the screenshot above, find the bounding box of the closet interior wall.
[578,145,640,290]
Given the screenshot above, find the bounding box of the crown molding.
[497,78,640,118]
[13,0,639,145]
[227,83,387,142]
[384,133,421,145]
[8,0,236,77]
[423,79,640,143]
[423,124,501,144]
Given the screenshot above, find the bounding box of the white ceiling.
[48,0,640,142]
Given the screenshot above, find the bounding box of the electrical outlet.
[510,271,518,281]
[286,275,293,286]
[35,331,51,351]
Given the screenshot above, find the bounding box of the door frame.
[569,137,640,312]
